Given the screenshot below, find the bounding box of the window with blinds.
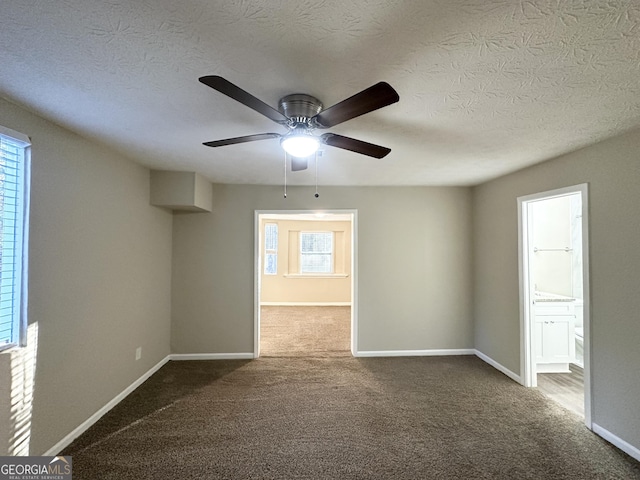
[264,223,278,275]
[0,127,30,352]
[300,232,333,273]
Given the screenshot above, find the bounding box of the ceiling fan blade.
[203,133,281,147]
[290,157,308,171]
[313,82,399,128]
[320,133,391,158]
[199,76,288,124]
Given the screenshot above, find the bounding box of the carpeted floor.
[62,356,640,479]
[260,306,351,357]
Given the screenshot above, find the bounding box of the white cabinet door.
[544,316,574,362]
[536,315,575,363]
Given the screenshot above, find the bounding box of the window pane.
[300,232,332,253]
[300,254,331,273]
[265,223,278,251]
[265,253,277,275]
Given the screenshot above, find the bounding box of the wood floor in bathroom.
[537,364,584,417]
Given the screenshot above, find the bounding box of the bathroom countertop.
[534,291,576,302]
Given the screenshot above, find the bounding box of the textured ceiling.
[1,0,639,186]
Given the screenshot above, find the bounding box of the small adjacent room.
[525,192,586,417]
[258,213,353,357]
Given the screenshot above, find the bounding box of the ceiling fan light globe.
[281,134,319,158]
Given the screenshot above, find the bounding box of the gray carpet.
[63,356,640,479]
[260,306,351,357]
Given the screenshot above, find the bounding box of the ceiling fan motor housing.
[278,94,323,128]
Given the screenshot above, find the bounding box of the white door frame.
[254,209,358,358]
[517,183,592,429]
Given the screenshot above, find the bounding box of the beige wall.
[473,128,640,451]
[0,98,173,455]
[171,185,473,354]
[531,195,573,297]
[260,218,351,304]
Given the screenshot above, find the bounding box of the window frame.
[0,125,30,352]
[299,231,334,274]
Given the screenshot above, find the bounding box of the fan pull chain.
[283,152,288,199]
[314,151,319,198]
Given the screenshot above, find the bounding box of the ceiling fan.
[199,76,400,171]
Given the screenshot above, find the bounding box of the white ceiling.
[1,1,639,186]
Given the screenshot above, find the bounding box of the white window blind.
[300,232,333,273]
[0,127,30,351]
[264,223,278,275]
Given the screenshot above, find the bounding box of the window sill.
[284,273,349,279]
[0,345,21,355]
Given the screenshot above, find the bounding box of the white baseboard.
[355,349,475,358]
[44,355,171,456]
[170,353,255,361]
[474,350,522,384]
[592,423,640,462]
[260,302,351,306]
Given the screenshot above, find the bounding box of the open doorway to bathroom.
[254,211,356,358]
[518,184,591,428]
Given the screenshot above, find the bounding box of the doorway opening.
[254,210,357,358]
[518,184,591,428]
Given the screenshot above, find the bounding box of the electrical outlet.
[135,347,142,361]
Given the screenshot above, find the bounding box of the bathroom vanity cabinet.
[534,301,576,373]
